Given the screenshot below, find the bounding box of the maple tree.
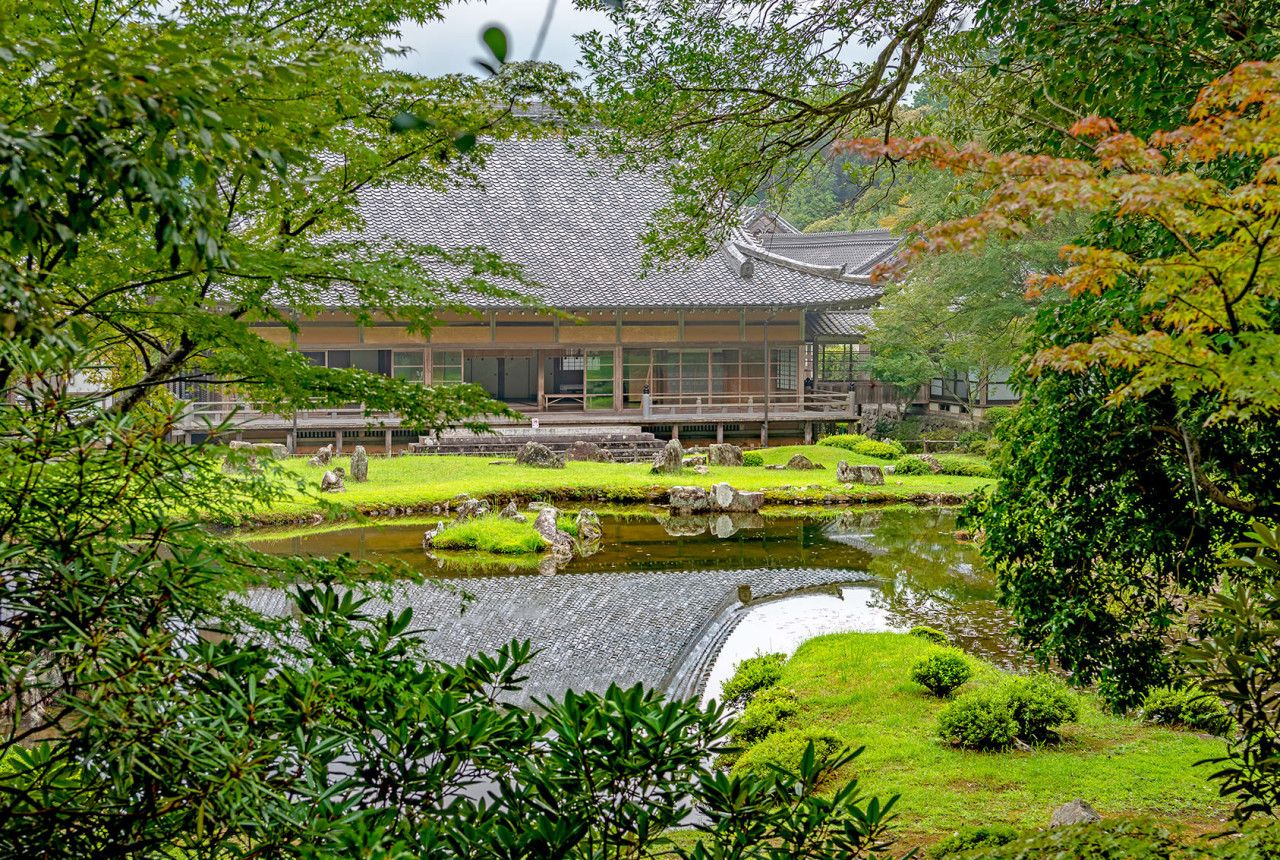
[840,61,1280,707]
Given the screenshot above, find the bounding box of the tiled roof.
[755,229,902,274]
[807,310,876,339]
[320,138,887,311]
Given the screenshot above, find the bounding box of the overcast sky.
[386,1,612,78]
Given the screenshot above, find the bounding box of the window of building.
[816,343,863,382]
[772,348,798,391]
[584,350,614,409]
[393,350,424,383]
[433,350,463,385]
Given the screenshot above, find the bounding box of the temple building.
[177,138,929,453]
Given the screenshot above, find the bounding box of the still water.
[242,507,1026,703]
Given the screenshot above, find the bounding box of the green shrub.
[937,689,1018,750]
[731,686,798,745]
[731,728,844,779]
[721,652,786,707]
[928,824,1020,858]
[1141,686,1233,737]
[983,406,1013,428]
[816,433,870,451]
[1003,675,1080,741]
[742,451,763,467]
[934,455,995,478]
[910,650,974,696]
[909,626,949,646]
[430,516,547,554]
[895,456,930,476]
[955,819,1177,860]
[957,430,989,451]
[853,439,905,460]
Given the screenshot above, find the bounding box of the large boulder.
[650,438,684,475]
[682,455,708,467]
[711,482,764,512]
[319,467,346,493]
[575,508,603,543]
[785,453,823,471]
[914,453,944,474]
[565,441,614,463]
[516,441,565,469]
[708,443,744,467]
[837,460,885,486]
[222,440,261,475]
[668,486,711,511]
[307,444,333,467]
[253,442,289,459]
[1049,799,1102,827]
[350,445,369,482]
[532,506,561,544]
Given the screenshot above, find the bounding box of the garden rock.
[709,443,744,467]
[252,442,288,459]
[682,455,707,467]
[711,482,764,512]
[307,444,333,467]
[222,441,261,475]
[421,522,448,548]
[516,441,565,469]
[668,486,711,511]
[693,464,710,474]
[532,507,562,544]
[1049,799,1102,827]
[453,498,489,523]
[498,501,527,523]
[650,438,684,475]
[764,464,785,470]
[565,440,614,462]
[914,453,943,474]
[786,453,820,470]
[837,460,885,486]
[575,508,603,543]
[319,467,346,493]
[350,445,369,482]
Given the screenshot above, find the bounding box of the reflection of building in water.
[243,567,872,707]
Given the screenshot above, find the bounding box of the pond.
[240,506,1026,707]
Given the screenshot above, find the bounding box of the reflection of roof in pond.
[243,567,874,706]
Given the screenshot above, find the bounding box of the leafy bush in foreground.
[817,433,870,451]
[1003,675,1081,741]
[732,686,799,745]
[937,689,1018,750]
[909,626,949,646]
[743,451,764,466]
[1141,687,1232,737]
[721,652,787,707]
[854,439,906,460]
[910,650,973,697]
[732,729,846,779]
[929,824,1020,858]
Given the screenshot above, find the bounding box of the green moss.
[429,515,548,554]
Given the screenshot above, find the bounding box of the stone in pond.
[668,485,711,511]
[453,498,489,523]
[650,438,684,475]
[711,482,763,512]
[575,508,603,543]
[350,445,368,482]
[1049,799,1102,827]
[533,507,561,544]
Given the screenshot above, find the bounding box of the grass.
[771,632,1231,844]
[213,445,993,524]
[428,515,548,554]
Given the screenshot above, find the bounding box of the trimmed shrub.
[910,650,974,697]
[816,433,870,451]
[731,728,844,779]
[909,626,949,647]
[721,652,786,707]
[929,824,1020,859]
[957,430,989,452]
[1141,686,1233,737]
[742,451,763,467]
[983,406,1013,428]
[1003,675,1080,741]
[731,686,798,745]
[853,439,905,460]
[937,689,1018,750]
[934,455,995,478]
[895,456,931,476]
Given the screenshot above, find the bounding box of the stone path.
[246,567,873,706]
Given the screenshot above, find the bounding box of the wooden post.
[536,350,545,409]
[385,428,392,456]
[613,345,623,412]
[672,424,680,442]
[335,429,343,455]
[804,421,812,444]
[716,424,724,443]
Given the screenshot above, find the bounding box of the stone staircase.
[410,426,666,463]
